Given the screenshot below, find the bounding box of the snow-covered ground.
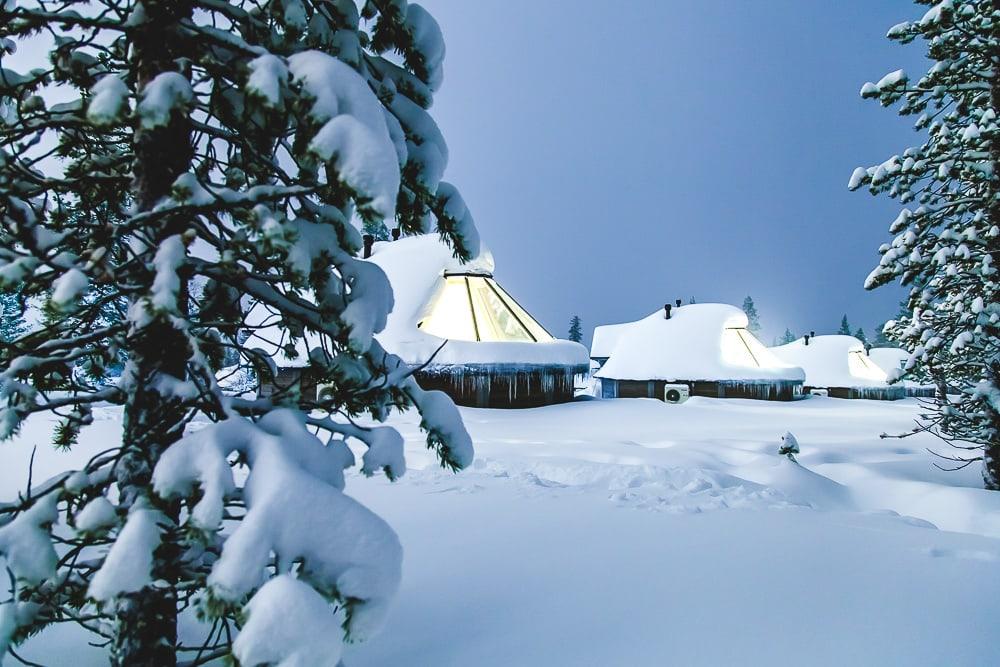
[4,396,1000,665]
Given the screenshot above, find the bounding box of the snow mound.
[233,575,345,667]
[595,304,804,382]
[771,335,889,388]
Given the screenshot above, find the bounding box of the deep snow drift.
[3,397,1000,666]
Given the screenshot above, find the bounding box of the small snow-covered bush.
[779,431,800,462]
[0,0,475,664]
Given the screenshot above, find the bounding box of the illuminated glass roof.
[847,349,889,382]
[417,274,553,343]
[721,327,786,369]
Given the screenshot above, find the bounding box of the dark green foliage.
[567,315,583,343]
[742,296,761,333]
[0,289,27,343]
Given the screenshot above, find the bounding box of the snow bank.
[771,335,888,388]
[9,397,1000,665]
[367,235,588,367]
[594,304,804,382]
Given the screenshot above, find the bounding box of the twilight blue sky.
[418,0,928,345]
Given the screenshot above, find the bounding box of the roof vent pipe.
[391,227,401,241]
[362,234,374,259]
[675,299,682,308]
[664,303,672,319]
[865,343,872,356]
[810,331,815,338]
[804,334,810,346]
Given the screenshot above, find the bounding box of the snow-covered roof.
[590,322,631,359]
[770,335,888,389]
[367,235,588,367]
[868,347,908,375]
[594,304,805,383]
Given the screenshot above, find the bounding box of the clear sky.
[418,0,928,345]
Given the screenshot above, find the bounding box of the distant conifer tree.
[873,322,892,347]
[568,315,583,343]
[742,296,761,333]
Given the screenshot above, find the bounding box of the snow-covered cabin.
[868,347,936,398]
[593,304,806,401]
[770,335,905,400]
[367,234,589,408]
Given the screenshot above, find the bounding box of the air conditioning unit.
[316,383,335,402]
[663,383,690,404]
[809,388,829,397]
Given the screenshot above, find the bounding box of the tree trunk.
[983,363,1000,491]
[982,2,1000,490]
[112,2,194,664]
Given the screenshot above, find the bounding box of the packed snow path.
[3,397,1000,665]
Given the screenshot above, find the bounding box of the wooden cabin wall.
[415,363,589,409]
[825,386,906,401]
[598,379,804,402]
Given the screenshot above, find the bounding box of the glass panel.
[485,278,553,342]
[721,328,786,368]
[720,328,757,367]
[468,276,534,342]
[848,351,887,381]
[417,276,478,341]
[736,329,787,368]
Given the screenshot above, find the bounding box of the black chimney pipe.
[675,299,682,308]
[362,234,374,259]
[810,330,815,338]
[391,227,401,241]
[804,334,810,346]
[664,303,672,319]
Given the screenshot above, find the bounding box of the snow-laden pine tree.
[780,328,796,344]
[854,326,868,344]
[0,1,476,664]
[742,296,761,333]
[567,315,582,343]
[851,0,1000,488]
[838,315,852,335]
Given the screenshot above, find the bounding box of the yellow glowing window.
[721,327,784,368]
[848,350,888,382]
[418,274,554,343]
